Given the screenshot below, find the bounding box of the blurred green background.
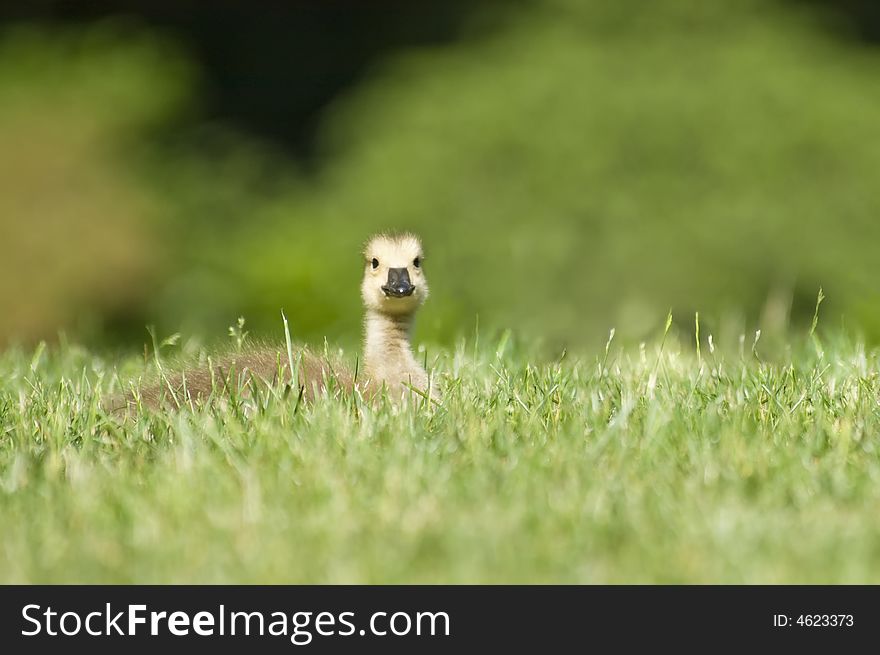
[1,0,879,352]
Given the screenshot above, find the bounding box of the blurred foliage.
[1,0,879,351]
[0,25,190,342]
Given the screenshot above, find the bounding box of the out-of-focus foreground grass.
[1,0,879,350]
[2,326,880,583]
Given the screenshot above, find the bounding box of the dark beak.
[382,267,415,297]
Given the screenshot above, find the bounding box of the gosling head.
[362,232,429,317]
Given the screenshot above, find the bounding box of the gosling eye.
[371,258,379,270]
[413,257,421,269]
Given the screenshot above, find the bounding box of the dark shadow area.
[0,0,521,163]
[788,0,880,42]
[1,1,876,165]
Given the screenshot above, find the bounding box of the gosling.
[109,232,434,413]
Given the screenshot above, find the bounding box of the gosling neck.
[363,309,425,388]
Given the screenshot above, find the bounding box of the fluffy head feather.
[361,232,428,316]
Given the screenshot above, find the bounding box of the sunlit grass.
[2,324,879,583]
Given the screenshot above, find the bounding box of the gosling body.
[109,232,433,413]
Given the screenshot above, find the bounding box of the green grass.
[2,327,880,583]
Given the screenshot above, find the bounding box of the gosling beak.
[382,267,415,297]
